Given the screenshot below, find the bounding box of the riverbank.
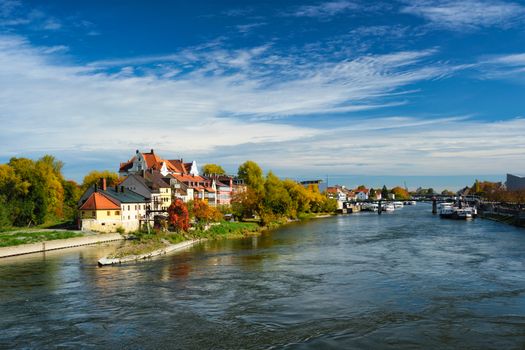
[99,221,262,264]
[0,232,124,258]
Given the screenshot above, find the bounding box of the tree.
[369,187,375,200]
[238,161,265,194]
[167,199,189,232]
[357,184,367,190]
[264,171,292,216]
[193,199,222,224]
[81,170,120,191]
[202,164,226,175]
[381,185,389,199]
[427,188,435,195]
[391,186,410,200]
[441,189,455,196]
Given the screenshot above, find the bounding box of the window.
[107,211,110,216]
[92,211,96,217]
[115,211,120,215]
[127,205,130,210]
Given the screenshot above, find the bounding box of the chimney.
[94,183,98,192]
[120,186,125,193]
[101,178,107,191]
[115,184,118,192]
[151,149,154,154]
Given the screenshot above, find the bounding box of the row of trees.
[470,180,525,203]
[231,161,337,224]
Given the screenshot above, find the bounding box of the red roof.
[166,159,188,174]
[173,174,208,183]
[79,192,120,210]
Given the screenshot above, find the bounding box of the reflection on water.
[1,206,525,349]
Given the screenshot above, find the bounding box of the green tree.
[381,185,389,199]
[264,172,292,216]
[202,164,226,175]
[238,161,265,194]
[369,187,375,200]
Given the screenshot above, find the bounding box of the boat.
[393,201,404,208]
[439,204,455,218]
[383,204,395,212]
[438,203,474,220]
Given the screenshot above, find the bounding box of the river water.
[1,205,525,349]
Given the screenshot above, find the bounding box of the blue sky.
[0,0,524,190]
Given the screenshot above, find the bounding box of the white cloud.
[477,53,525,80]
[291,1,359,18]
[0,34,497,178]
[401,0,525,30]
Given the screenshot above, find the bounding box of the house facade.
[78,180,148,233]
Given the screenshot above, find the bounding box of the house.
[172,173,217,206]
[119,149,199,178]
[374,190,382,200]
[355,188,369,201]
[204,174,239,205]
[119,171,172,211]
[326,186,347,202]
[78,179,148,232]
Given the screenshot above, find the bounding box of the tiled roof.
[103,187,148,203]
[119,159,134,172]
[79,192,120,210]
[166,159,188,174]
[173,174,208,183]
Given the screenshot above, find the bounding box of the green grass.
[0,230,84,247]
[191,221,261,239]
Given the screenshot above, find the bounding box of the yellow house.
[79,192,122,232]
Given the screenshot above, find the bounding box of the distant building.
[355,188,369,201]
[506,174,525,191]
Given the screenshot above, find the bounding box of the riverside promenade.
[0,232,124,258]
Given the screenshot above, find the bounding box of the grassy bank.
[0,230,83,247]
[109,221,261,258]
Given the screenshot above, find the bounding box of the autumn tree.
[167,199,189,232]
[202,164,226,175]
[391,186,410,200]
[193,199,222,224]
[81,170,120,191]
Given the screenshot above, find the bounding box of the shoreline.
[97,213,336,266]
[98,238,204,266]
[0,232,124,259]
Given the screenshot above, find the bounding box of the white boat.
[383,204,395,212]
[439,203,474,220]
[393,201,404,208]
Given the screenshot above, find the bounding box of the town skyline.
[1,0,524,187]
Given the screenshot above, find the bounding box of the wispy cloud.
[291,1,359,18]
[477,53,525,80]
[236,22,266,34]
[401,0,525,30]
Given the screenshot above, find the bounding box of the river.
[1,205,525,349]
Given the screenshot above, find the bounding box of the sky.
[0,0,524,190]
